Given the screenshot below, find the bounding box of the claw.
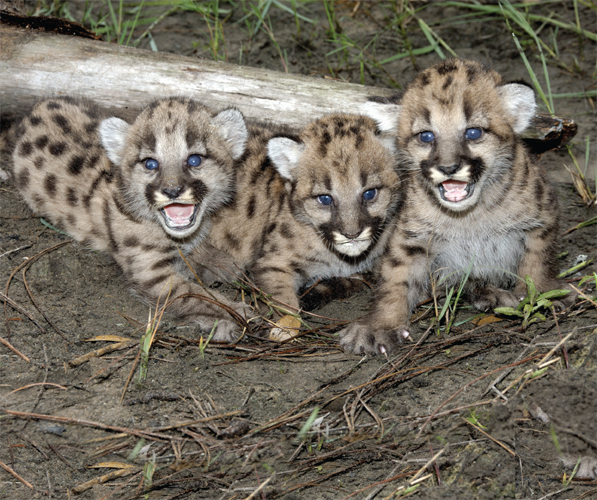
[401,330,410,340]
[379,344,387,354]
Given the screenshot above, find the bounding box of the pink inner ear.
[442,180,468,202]
[163,203,194,221]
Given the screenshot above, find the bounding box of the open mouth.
[160,203,199,230]
[438,180,474,203]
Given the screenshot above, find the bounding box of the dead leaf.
[269,315,301,342]
[85,335,133,342]
[473,315,503,327]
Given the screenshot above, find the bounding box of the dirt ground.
[1,2,596,499]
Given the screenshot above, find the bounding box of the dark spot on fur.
[44,173,57,197]
[442,75,453,90]
[323,174,332,191]
[535,181,544,201]
[319,131,332,156]
[68,155,86,175]
[422,107,431,124]
[420,73,430,86]
[246,195,256,218]
[463,98,473,122]
[402,245,426,256]
[144,132,157,151]
[46,101,61,110]
[33,157,44,170]
[468,156,486,182]
[103,201,118,252]
[18,141,33,157]
[123,236,140,247]
[186,128,198,149]
[87,154,100,170]
[187,100,198,114]
[190,179,208,201]
[225,232,241,251]
[152,257,175,270]
[67,187,78,206]
[388,258,403,268]
[17,168,30,189]
[280,223,294,239]
[49,142,68,156]
[29,115,42,126]
[142,274,171,290]
[85,121,98,134]
[466,64,478,84]
[66,214,76,226]
[145,184,157,207]
[34,135,49,149]
[266,222,277,235]
[354,131,363,149]
[437,60,457,75]
[52,114,71,134]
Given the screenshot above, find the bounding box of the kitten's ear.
[99,117,130,165]
[212,108,248,160]
[498,83,537,134]
[360,101,402,133]
[267,137,305,181]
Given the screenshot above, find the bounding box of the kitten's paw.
[473,286,519,312]
[339,323,410,355]
[210,319,241,342]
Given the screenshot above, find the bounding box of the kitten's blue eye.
[318,195,333,206]
[419,131,435,143]
[187,154,202,167]
[465,128,482,140]
[145,158,159,170]
[363,188,377,201]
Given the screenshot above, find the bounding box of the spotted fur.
[11,97,249,340]
[196,114,402,313]
[340,59,577,355]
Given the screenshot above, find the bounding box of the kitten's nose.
[162,186,183,199]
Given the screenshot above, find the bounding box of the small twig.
[0,460,34,489]
[462,418,516,457]
[4,410,181,441]
[0,244,32,259]
[0,291,46,334]
[0,335,30,362]
[417,355,542,438]
[69,340,137,368]
[242,474,273,500]
[22,267,68,340]
[536,328,576,367]
[537,487,572,500]
[409,448,445,485]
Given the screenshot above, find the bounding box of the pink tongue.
[442,180,468,202]
[164,203,194,223]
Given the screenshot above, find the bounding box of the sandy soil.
[1,2,596,499]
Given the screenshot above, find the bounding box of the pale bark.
[0,23,575,149]
[0,24,390,126]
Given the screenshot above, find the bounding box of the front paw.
[210,319,241,342]
[339,323,410,355]
[472,286,519,312]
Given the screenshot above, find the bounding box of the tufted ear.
[212,108,248,160]
[99,117,130,165]
[267,137,305,181]
[497,83,537,134]
[359,101,402,133]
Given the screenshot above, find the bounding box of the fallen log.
[0,21,575,152]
